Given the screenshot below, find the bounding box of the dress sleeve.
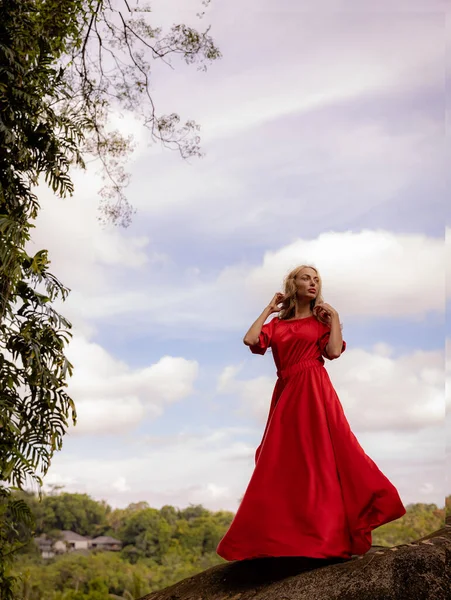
[249,317,277,355]
[318,323,346,360]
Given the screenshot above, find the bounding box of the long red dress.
[216,315,406,561]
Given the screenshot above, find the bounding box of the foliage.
[371,500,446,547]
[34,0,221,226]
[0,487,36,600]
[13,552,155,600]
[10,491,234,599]
[0,1,81,593]
[0,0,220,595]
[13,549,224,599]
[0,0,80,486]
[14,490,111,538]
[8,491,448,599]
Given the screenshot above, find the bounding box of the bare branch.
[52,0,221,225]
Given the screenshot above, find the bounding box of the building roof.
[35,536,53,549]
[60,530,90,542]
[90,535,122,544]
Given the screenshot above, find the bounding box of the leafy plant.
[0,1,220,595]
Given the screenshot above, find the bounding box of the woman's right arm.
[243,293,285,346]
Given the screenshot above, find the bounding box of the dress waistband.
[277,358,324,380]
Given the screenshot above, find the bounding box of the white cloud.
[65,336,199,435]
[148,1,444,143]
[208,0,447,14]
[45,427,257,510]
[204,483,229,499]
[141,427,255,452]
[150,0,446,19]
[126,115,441,231]
[446,227,451,300]
[72,398,146,436]
[212,346,445,508]
[102,2,444,251]
[246,230,445,318]
[44,423,445,512]
[216,364,244,393]
[331,348,444,431]
[30,171,152,295]
[446,337,451,412]
[218,372,275,423]
[27,3,445,340]
[219,345,444,433]
[419,482,435,494]
[42,472,77,489]
[23,0,447,517]
[112,477,131,493]
[77,230,443,331]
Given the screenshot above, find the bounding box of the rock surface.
[139,522,450,600]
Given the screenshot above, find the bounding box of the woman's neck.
[293,302,313,319]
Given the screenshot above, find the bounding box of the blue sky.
[29,0,448,511]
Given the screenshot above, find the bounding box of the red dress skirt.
[216,315,406,561]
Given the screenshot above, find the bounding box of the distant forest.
[10,490,449,600]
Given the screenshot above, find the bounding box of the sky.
[27,0,449,514]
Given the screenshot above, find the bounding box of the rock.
[139,524,450,600]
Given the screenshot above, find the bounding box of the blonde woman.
[217,265,406,561]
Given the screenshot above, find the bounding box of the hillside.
[139,523,450,600]
[10,491,450,600]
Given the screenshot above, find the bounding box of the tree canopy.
[8,490,449,600]
[0,1,220,595]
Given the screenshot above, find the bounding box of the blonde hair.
[279,265,325,322]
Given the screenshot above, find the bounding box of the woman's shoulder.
[264,315,280,328]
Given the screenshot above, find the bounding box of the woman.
[216,265,406,561]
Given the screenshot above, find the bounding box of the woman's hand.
[313,302,339,324]
[244,293,285,346]
[267,292,286,315]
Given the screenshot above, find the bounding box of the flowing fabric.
[216,315,406,561]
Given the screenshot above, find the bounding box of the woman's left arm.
[314,302,343,359]
[325,314,343,359]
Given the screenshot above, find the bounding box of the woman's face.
[295,268,320,299]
